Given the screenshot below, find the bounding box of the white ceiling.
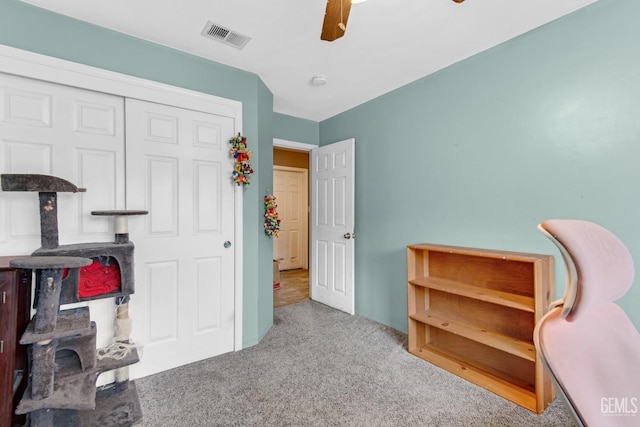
[22,0,599,122]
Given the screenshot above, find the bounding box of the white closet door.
[0,73,125,381]
[0,72,125,253]
[125,99,235,378]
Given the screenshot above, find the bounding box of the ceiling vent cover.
[201,21,251,50]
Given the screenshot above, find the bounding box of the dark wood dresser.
[0,256,31,427]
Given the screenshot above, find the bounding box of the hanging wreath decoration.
[229,133,254,186]
[264,194,281,237]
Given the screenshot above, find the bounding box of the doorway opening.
[273,268,309,308]
[273,146,310,308]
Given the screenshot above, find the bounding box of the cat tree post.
[92,210,148,391]
[0,174,86,250]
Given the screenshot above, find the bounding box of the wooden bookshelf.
[407,243,554,414]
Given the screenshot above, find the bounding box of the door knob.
[343,233,352,239]
[224,241,232,248]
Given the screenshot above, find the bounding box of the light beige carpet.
[135,301,576,426]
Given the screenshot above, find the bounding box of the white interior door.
[125,99,235,378]
[310,138,355,315]
[273,166,308,271]
[0,73,125,384]
[0,72,125,252]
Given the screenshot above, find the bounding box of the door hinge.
[1,291,5,304]
[0,340,3,354]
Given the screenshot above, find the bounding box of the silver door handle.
[344,233,354,239]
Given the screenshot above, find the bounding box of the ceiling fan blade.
[321,0,352,42]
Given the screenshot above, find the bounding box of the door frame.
[273,140,318,269]
[273,165,309,270]
[273,138,318,152]
[0,45,245,350]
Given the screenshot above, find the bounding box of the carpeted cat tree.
[1,174,147,427]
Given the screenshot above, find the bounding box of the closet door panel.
[0,73,125,387]
[125,98,235,378]
[0,73,125,253]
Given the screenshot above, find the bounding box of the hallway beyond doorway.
[274,269,309,308]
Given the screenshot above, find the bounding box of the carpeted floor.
[135,301,576,426]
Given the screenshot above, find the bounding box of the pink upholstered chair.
[534,219,640,426]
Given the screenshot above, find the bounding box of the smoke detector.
[201,21,251,50]
[311,75,328,86]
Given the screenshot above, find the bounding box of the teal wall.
[257,79,275,341]
[274,113,320,146]
[0,0,273,347]
[320,0,640,333]
[237,77,275,347]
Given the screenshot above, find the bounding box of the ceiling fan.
[321,0,466,42]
